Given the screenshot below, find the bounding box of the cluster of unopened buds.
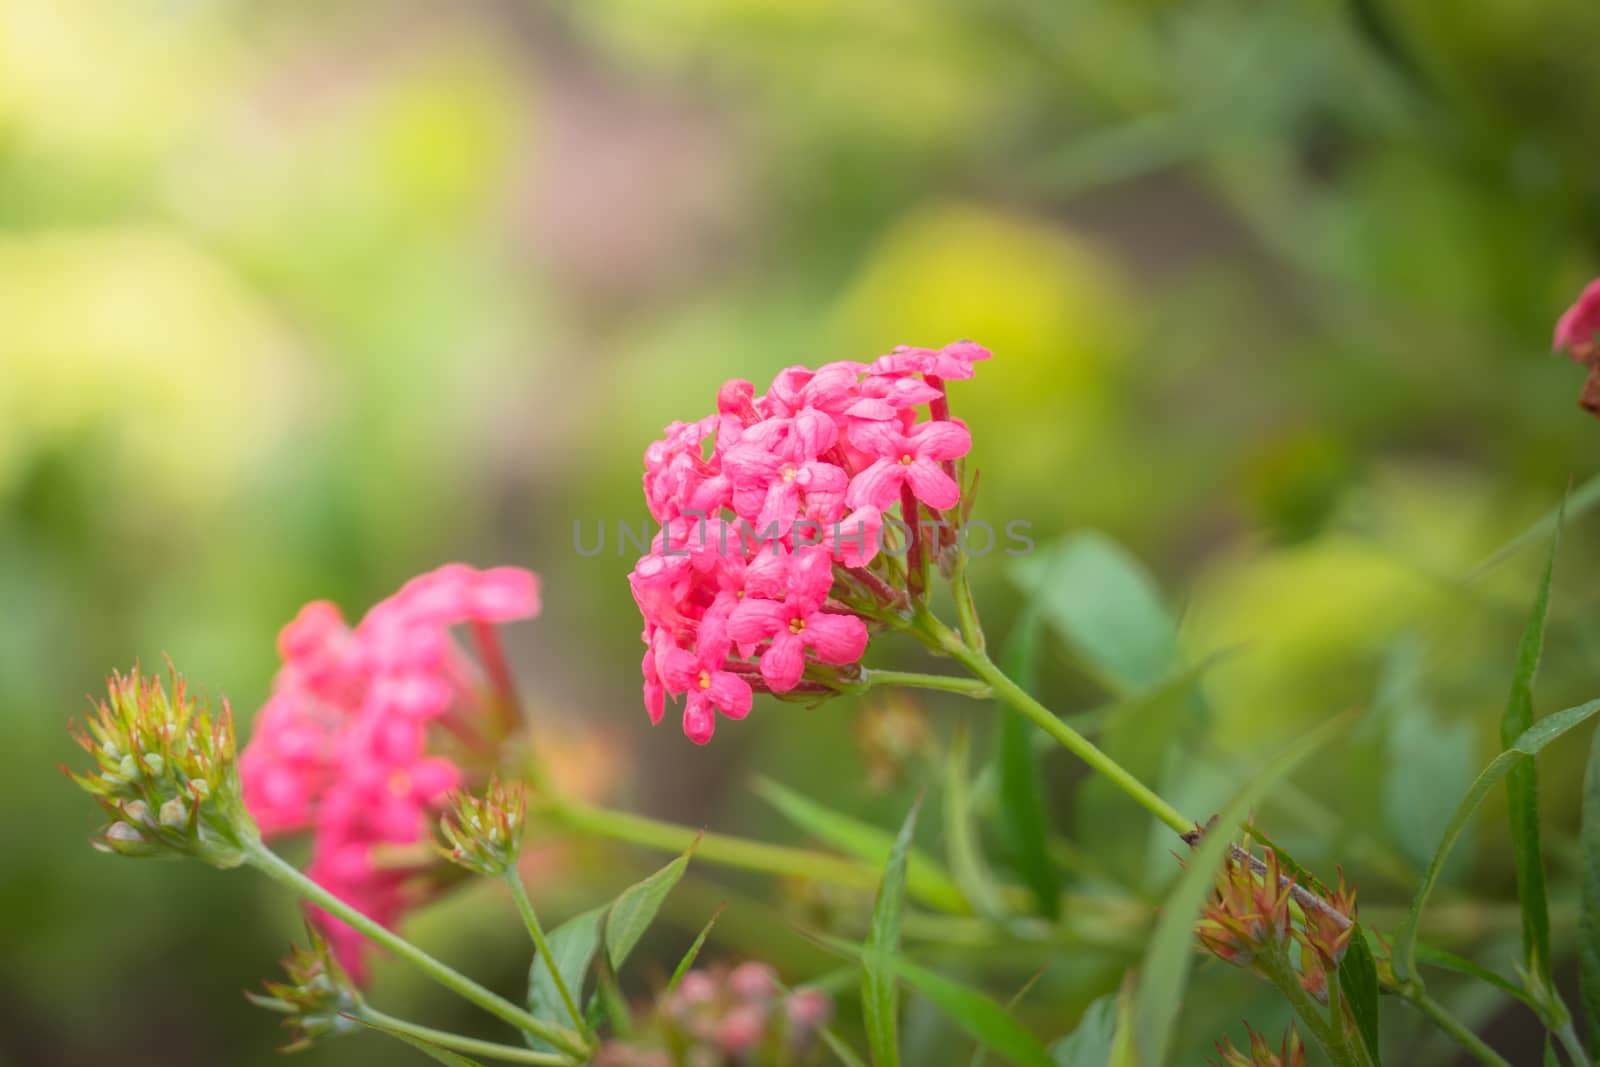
[596,963,833,1067]
[238,563,542,981]
[631,341,988,743]
[66,668,255,869]
[1210,1024,1307,1067]
[247,928,364,1052]
[1194,836,1358,1002]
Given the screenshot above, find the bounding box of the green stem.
[1258,945,1370,1067]
[359,1006,574,1065]
[550,800,882,891]
[860,668,992,698]
[949,553,986,654]
[245,843,589,1060]
[1406,991,1515,1067]
[1555,1019,1590,1067]
[931,617,1191,835]
[505,871,586,1036]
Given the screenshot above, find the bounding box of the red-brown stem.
[843,564,905,609]
[471,620,521,733]
[902,483,926,598]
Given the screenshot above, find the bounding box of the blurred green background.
[5,0,1600,1064]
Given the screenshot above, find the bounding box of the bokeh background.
[5,1,1600,1064]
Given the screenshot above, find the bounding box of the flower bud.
[67,667,258,869]
[247,927,363,1052]
[435,775,526,877]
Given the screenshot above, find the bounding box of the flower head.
[67,667,257,868]
[631,343,986,742]
[1195,846,1293,970]
[247,927,363,1052]
[239,562,541,982]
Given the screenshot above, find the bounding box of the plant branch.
[358,1006,576,1065]
[506,871,586,1036]
[245,842,589,1059]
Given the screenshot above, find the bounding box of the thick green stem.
[245,843,589,1060]
[506,871,586,1036]
[1555,1020,1590,1067]
[360,1006,574,1065]
[1406,991,1515,1067]
[550,800,882,891]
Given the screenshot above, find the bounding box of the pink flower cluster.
[240,563,540,982]
[630,342,987,744]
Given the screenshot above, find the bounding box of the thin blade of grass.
[863,795,921,1067]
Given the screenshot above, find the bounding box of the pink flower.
[629,343,990,740]
[727,548,868,691]
[845,419,972,511]
[658,614,753,744]
[1555,279,1600,361]
[240,563,540,981]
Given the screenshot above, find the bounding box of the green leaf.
[525,907,602,1051]
[344,1015,486,1066]
[1501,526,1559,986]
[604,840,695,968]
[817,936,1053,1067]
[666,903,724,994]
[994,609,1061,918]
[1339,928,1381,1064]
[1468,473,1600,577]
[753,776,968,913]
[1010,532,1178,695]
[1394,697,1600,984]
[1580,722,1600,1048]
[945,718,1004,917]
[1414,943,1542,1015]
[1132,716,1343,1067]
[863,796,921,1067]
[1049,993,1117,1066]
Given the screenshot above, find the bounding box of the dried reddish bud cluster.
[1194,838,1358,1006]
[631,342,988,744]
[1211,1024,1306,1067]
[596,963,833,1067]
[67,668,255,869]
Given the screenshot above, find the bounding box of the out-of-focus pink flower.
[1555,279,1600,360]
[630,343,989,741]
[240,563,540,981]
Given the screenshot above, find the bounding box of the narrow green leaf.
[1010,532,1178,695]
[666,903,724,994]
[863,796,921,1067]
[605,839,695,967]
[1049,993,1117,1066]
[1468,474,1600,577]
[1414,944,1542,1015]
[1501,525,1559,985]
[1339,927,1381,1064]
[525,907,602,1051]
[1580,722,1600,1048]
[994,609,1061,918]
[1394,697,1600,984]
[592,936,633,1039]
[817,936,1053,1067]
[945,718,1003,917]
[1133,716,1343,1067]
[344,1015,486,1066]
[753,776,967,913]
